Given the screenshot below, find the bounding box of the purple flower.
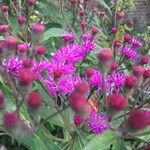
[62,33,75,42]
[82,34,93,42]
[53,44,84,64]
[121,47,140,61]
[131,37,143,48]
[46,75,80,96]
[34,61,51,80]
[106,72,126,95]
[87,112,110,135]
[88,70,102,89]
[49,60,76,74]
[7,58,23,76]
[82,41,96,55]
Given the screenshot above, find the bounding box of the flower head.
[87,112,110,134]
[131,37,143,48]
[128,109,150,130]
[121,47,140,61]
[7,58,23,76]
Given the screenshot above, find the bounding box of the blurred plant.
[0,0,149,150]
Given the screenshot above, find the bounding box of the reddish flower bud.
[91,27,99,35]
[4,36,18,49]
[92,6,98,13]
[17,16,26,25]
[1,5,9,13]
[32,23,45,35]
[143,69,150,79]
[80,22,88,28]
[124,34,132,43]
[28,0,36,7]
[23,58,33,68]
[35,45,46,55]
[75,82,90,95]
[99,49,113,63]
[99,12,105,18]
[86,68,95,77]
[0,90,5,109]
[18,43,29,53]
[107,93,128,111]
[111,62,118,71]
[114,40,122,48]
[27,92,43,110]
[74,115,84,126]
[117,11,125,20]
[71,0,78,4]
[19,69,35,86]
[125,75,137,89]
[79,10,87,17]
[133,65,144,77]
[4,112,20,129]
[112,27,118,33]
[141,56,149,65]
[70,92,87,113]
[53,68,63,79]
[128,109,150,130]
[0,25,10,33]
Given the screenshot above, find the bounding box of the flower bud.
[98,49,113,68]
[143,69,150,79]
[111,62,118,71]
[0,25,10,33]
[107,93,128,111]
[75,81,90,95]
[92,6,98,13]
[133,65,144,78]
[80,22,88,28]
[74,115,84,126]
[62,34,75,43]
[127,109,150,130]
[71,0,78,5]
[99,12,105,18]
[86,68,95,77]
[79,10,87,17]
[27,91,43,110]
[3,112,20,130]
[114,40,122,48]
[112,27,118,33]
[28,0,36,7]
[53,68,63,79]
[117,11,125,20]
[23,58,33,68]
[125,75,137,89]
[32,23,45,35]
[1,5,9,16]
[141,56,149,65]
[1,5,9,13]
[91,27,99,35]
[17,16,26,25]
[69,92,87,114]
[4,36,18,49]
[124,34,132,43]
[17,43,29,53]
[19,69,35,86]
[35,45,46,55]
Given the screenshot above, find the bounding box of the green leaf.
[84,131,118,150]
[42,28,66,42]
[21,127,60,150]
